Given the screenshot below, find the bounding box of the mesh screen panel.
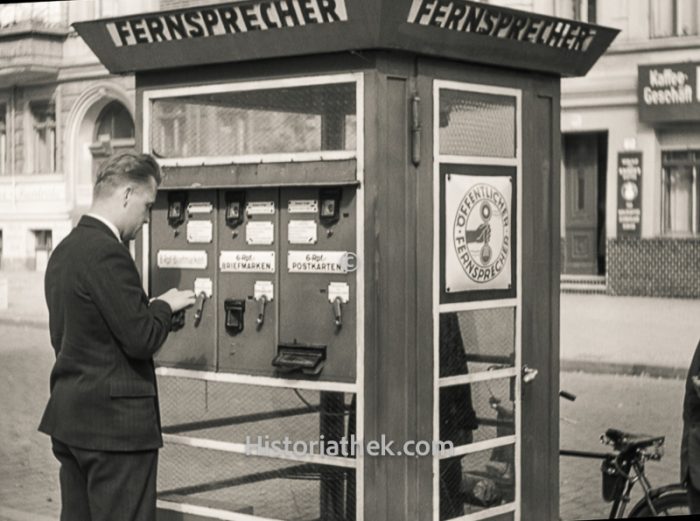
[439,447,515,520]
[151,82,356,158]
[159,376,355,454]
[159,444,356,521]
[440,378,515,447]
[440,309,515,378]
[439,90,516,158]
[157,376,356,519]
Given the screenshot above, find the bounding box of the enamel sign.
[445,175,512,292]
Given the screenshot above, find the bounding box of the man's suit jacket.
[682,339,700,486]
[39,216,172,451]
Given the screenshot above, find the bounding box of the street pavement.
[559,371,684,521]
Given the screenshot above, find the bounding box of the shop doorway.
[563,132,607,275]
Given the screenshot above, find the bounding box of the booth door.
[427,73,558,521]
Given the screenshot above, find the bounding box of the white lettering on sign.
[107,0,349,47]
[246,201,275,215]
[288,251,352,274]
[220,251,275,273]
[187,220,213,243]
[445,174,512,292]
[643,68,693,106]
[246,221,275,245]
[289,199,319,213]
[407,0,596,53]
[157,250,208,270]
[288,220,317,244]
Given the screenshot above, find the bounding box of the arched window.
[94,101,134,141]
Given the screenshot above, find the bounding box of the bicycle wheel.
[630,490,690,517]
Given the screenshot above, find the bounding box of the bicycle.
[559,390,689,518]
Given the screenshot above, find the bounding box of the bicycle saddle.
[604,428,665,451]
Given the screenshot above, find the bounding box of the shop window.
[651,0,699,38]
[30,101,57,174]
[0,105,6,176]
[661,151,700,236]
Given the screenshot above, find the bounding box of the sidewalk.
[560,292,700,378]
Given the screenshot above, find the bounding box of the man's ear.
[123,185,134,207]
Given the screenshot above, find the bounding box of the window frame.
[29,100,57,175]
[660,149,700,237]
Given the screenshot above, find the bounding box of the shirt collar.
[86,213,121,242]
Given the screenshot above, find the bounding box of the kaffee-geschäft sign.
[638,62,700,123]
[445,174,512,292]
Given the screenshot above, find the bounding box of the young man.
[39,152,195,521]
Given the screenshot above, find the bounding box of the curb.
[561,359,686,379]
[0,316,49,330]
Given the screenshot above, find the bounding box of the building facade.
[496,0,700,297]
[0,1,154,270]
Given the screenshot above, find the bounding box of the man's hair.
[93,152,161,199]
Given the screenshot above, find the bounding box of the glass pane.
[440,378,515,446]
[159,443,355,521]
[439,447,515,519]
[439,310,515,377]
[439,89,515,158]
[665,166,693,233]
[151,82,356,158]
[159,376,356,457]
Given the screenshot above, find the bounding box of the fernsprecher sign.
[638,62,700,123]
[107,0,348,46]
[408,0,596,52]
[445,175,512,292]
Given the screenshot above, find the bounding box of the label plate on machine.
[246,221,275,245]
[220,251,275,273]
[187,220,213,243]
[246,201,275,215]
[288,200,318,213]
[287,251,351,274]
[288,220,317,244]
[157,250,208,269]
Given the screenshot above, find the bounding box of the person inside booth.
[439,312,479,518]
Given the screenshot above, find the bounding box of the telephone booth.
[76,2,617,520]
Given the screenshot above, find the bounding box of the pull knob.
[256,295,268,327]
[194,292,207,327]
[332,296,342,328]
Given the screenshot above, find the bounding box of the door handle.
[522,364,538,384]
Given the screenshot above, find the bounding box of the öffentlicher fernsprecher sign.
[638,63,700,123]
[445,175,512,292]
[107,0,348,46]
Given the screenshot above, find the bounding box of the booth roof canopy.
[74,0,619,78]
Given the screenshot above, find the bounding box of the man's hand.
[157,289,196,313]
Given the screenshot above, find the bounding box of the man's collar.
[85,213,121,242]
